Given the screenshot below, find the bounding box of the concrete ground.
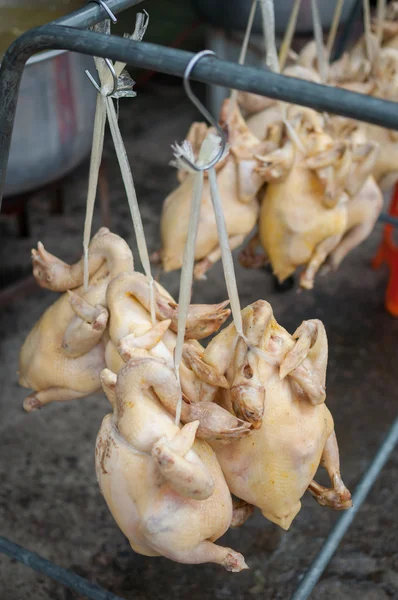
[0,81,397,600]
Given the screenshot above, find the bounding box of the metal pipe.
[291,416,398,600]
[0,535,125,600]
[378,213,398,227]
[52,0,144,29]
[3,26,398,206]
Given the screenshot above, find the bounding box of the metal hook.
[88,0,117,23]
[181,50,227,172]
[85,58,118,96]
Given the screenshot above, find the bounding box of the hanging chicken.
[18,229,237,416]
[18,228,132,411]
[96,354,248,571]
[103,270,252,440]
[188,299,352,530]
[240,106,380,288]
[152,99,276,279]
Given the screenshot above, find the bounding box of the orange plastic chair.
[372,182,398,317]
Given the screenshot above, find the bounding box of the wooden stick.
[376,0,386,45]
[326,0,344,56]
[279,0,302,70]
[363,0,373,61]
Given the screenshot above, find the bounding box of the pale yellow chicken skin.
[194,301,352,530]
[103,271,251,441]
[96,356,248,571]
[258,143,347,285]
[250,107,380,288]
[157,99,274,279]
[19,228,134,411]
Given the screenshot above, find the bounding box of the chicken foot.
[23,387,89,412]
[62,291,108,357]
[108,272,230,340]
[280,319,327,405]
[229,301,275,427]
[308,430,352,510]
[151,421,215,501]
[31,227,134,292]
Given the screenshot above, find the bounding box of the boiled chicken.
[154,99,275,279]
[95,354,248,571]
[242,106,380,288]
[104,271,251,441]
[18,228,133,411]
[195,300,352,530]
[241,64,322,141]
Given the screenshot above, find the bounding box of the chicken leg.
[193,234,246,281]
[308,430,352,510]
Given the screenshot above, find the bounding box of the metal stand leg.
[291,416,398,600]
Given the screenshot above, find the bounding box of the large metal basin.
[0,0,97,196]
[4,49,97,196]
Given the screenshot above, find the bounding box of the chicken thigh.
[96,355,248,571]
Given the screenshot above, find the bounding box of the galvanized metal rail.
[0,1,397,599]
[0,535,125,600]
[4,12,398,206]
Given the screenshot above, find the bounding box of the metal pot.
[0,0,97,196]
[4,50,97,197]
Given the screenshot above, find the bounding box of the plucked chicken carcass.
[153,98,275,280]
[18,227,239,420]
[18,228,133,411]
[242,64,322,137]
[192,300,352,530]
[338,46,398,191]
[241,106,380,288]
[96,354,248,571]
[104,271,251,440]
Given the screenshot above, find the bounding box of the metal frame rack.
[0,1,397,599]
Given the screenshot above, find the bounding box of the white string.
[83,93,107,291]
[173,172,204,425]
[104,95,156,323]
[171,134,226,425]
[82,11,150,297]
[208,167,282,366]
[208,168,245,338]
